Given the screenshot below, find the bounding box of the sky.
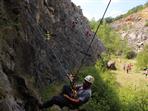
[71,0,148,20]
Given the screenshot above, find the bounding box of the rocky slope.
[111,7,148,52]
[0,0,105,111]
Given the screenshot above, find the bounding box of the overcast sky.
[71,0,148,20]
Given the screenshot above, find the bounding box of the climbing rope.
[76,0,112,74]
[25,0,112,83]
[43,0,112,80]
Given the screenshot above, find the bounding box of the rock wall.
[111,8,148,52]
[0,0,105,110]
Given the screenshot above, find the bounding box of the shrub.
[89,20,128,55]
[136,45,148,69]
[125,50,137,59]
[105,17,114,23]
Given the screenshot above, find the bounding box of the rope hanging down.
[26,0,112,81]
[76,0,112,74]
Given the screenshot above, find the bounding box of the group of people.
[123,63,133,73]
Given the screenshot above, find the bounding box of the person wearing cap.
[39,75,94,109]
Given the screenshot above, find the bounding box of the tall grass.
[78,54,121,111]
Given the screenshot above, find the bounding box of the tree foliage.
[136,45,148,69]
[90,20,128,56]
[112,2,148,21]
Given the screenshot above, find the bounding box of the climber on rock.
[85,28,92,37]
[39,75,94,110]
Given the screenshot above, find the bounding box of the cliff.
[0,0,104,111]
[111,7,148,52]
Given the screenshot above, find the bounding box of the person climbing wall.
[85,28,92,37]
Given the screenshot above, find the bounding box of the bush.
[125,50,137,59]
[89,20,128,55]
[136,45,148,69]
[105,17,114,23]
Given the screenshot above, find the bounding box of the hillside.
[111,7,148,52]
[0,0,105,111]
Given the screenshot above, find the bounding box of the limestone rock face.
[0,0,105,110]
[111,8,148,52]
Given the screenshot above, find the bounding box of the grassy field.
[111,57,147,90]
[111,57,148,110]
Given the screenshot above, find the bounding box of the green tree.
[105,17,114,23]
[90,20,128,56]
